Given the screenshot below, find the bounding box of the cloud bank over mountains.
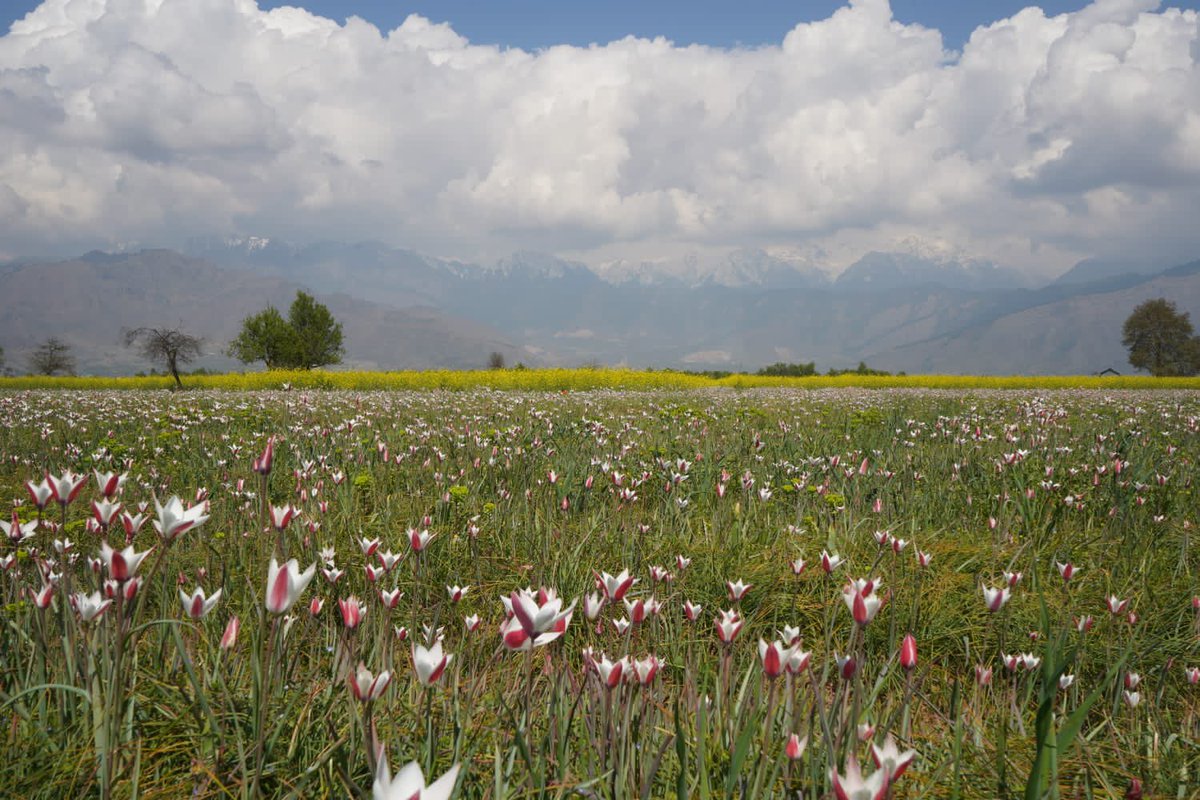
[1,0,1198,275]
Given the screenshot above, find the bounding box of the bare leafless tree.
[124,327,203,389]
[28,337,76,376]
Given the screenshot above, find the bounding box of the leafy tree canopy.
[1122,298,1200,377]
[228,292,344,371]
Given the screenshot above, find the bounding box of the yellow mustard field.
[1,368,1199,391]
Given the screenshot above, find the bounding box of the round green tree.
[227,306,294,370]
[228,292,344,370]
[1122,298,1200,376]
[286,291,344,370]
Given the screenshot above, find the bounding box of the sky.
[2,0,1200,276]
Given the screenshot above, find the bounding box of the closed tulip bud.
[309,596,324,616]
[1125,779,1143,800]
[252,438,274,475]
[1187,667,1200,685]
[786,733,807,760]
[584,592,604,620]
[220,616,240,649]
[900,633,917,671]
[836,653,857,680]
[464,614,482,633]
[975,664,993,686]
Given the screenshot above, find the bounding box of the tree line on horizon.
[4,295,1200,384]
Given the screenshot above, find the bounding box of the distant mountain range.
[0,240,1192,375]
[0,250,522,375]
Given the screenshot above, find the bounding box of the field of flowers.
[1,387,1198,798]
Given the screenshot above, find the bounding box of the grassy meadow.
[1,384,1199,798]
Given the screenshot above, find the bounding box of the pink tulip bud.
[339,597,366,629]
[900,633,917,671]
[786,733,807,760]
[253,438,274,476]
[220,616,240,650]
[837,654,856,680]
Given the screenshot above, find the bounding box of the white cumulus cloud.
[0,0,1198,273]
